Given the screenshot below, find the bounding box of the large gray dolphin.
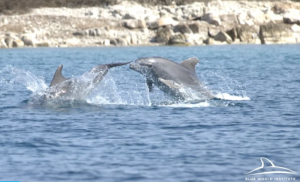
[45,62,130,100]
[129,57,215,100]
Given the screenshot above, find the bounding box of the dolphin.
[246,157,297,175]
[45,62,130,100]
[129,57,215,100]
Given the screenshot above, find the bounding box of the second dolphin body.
[46,62,130,100]
[129,57,215,100]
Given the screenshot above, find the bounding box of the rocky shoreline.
[0,0,300,48]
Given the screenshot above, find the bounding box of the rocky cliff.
[0,0,300,48]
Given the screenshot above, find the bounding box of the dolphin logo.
[246,157,297,175]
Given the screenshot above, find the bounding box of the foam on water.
[0,66,250,107]
[214,93,250,101]
[161,101,211,108]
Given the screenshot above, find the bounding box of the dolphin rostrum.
[46,62,130,100]
[129,57,215,100]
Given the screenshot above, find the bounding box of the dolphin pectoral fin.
[50,65,69,87]
[180,57,199,73]
[158,78,182,89]
[146,79,154,92]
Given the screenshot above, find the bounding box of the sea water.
[0,45,299,182]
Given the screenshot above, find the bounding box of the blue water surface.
[0,45,299,182]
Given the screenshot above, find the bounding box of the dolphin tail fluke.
[107,62,131,69]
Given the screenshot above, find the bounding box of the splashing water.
[0,66,250,107]
[200,67,250,101]
[214,93,250,101]
[87,73,151,106]
[0,65,48,94]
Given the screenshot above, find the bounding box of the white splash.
[86,73,151,106]
[214,93,250,101]
[0,65,48,93]
[161,101,211,108]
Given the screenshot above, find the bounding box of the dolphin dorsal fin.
[49,65,69,87]
[180,57,199,73]
[260,157,275,167]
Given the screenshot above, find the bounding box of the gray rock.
[84,28,111,38]
[4,37,13,48]
[0,38,7,48]
[95,29,100,36]
[36,42,50,47]
[122,35,131,45]
[201,13,221,26]
[173,24,193,34]
[219,14,238,25]
[168,34,188,45]
[237,12,248,25]
[249,10,270,24]
[100,28,111,38]
[123,13,136,20]
[208,24,235,38]
[272,4,285,14]
[283,15,300,25]
[236,25,260,43]
[208,25,221,38]
[226,28,237,42]
[85,10,93,16]
[110,38,128,46]
[159,10,169,18]
[124,19,147,29]
[21,35,36,46]
[188,22,209,34]
[148,17,178,30]
[110,39,118,46]
[89,29,96,36]
[155,26,174,43]
[73,31,88,36]
[259,23,296,44]
[162,7,176,14]
[214,31,232,43]
[124,21,136,29]
[204,38,215,45]
[130,34,138,45]
[148,22,159,30]
[4,34,24,48]
[116,38,128,46]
